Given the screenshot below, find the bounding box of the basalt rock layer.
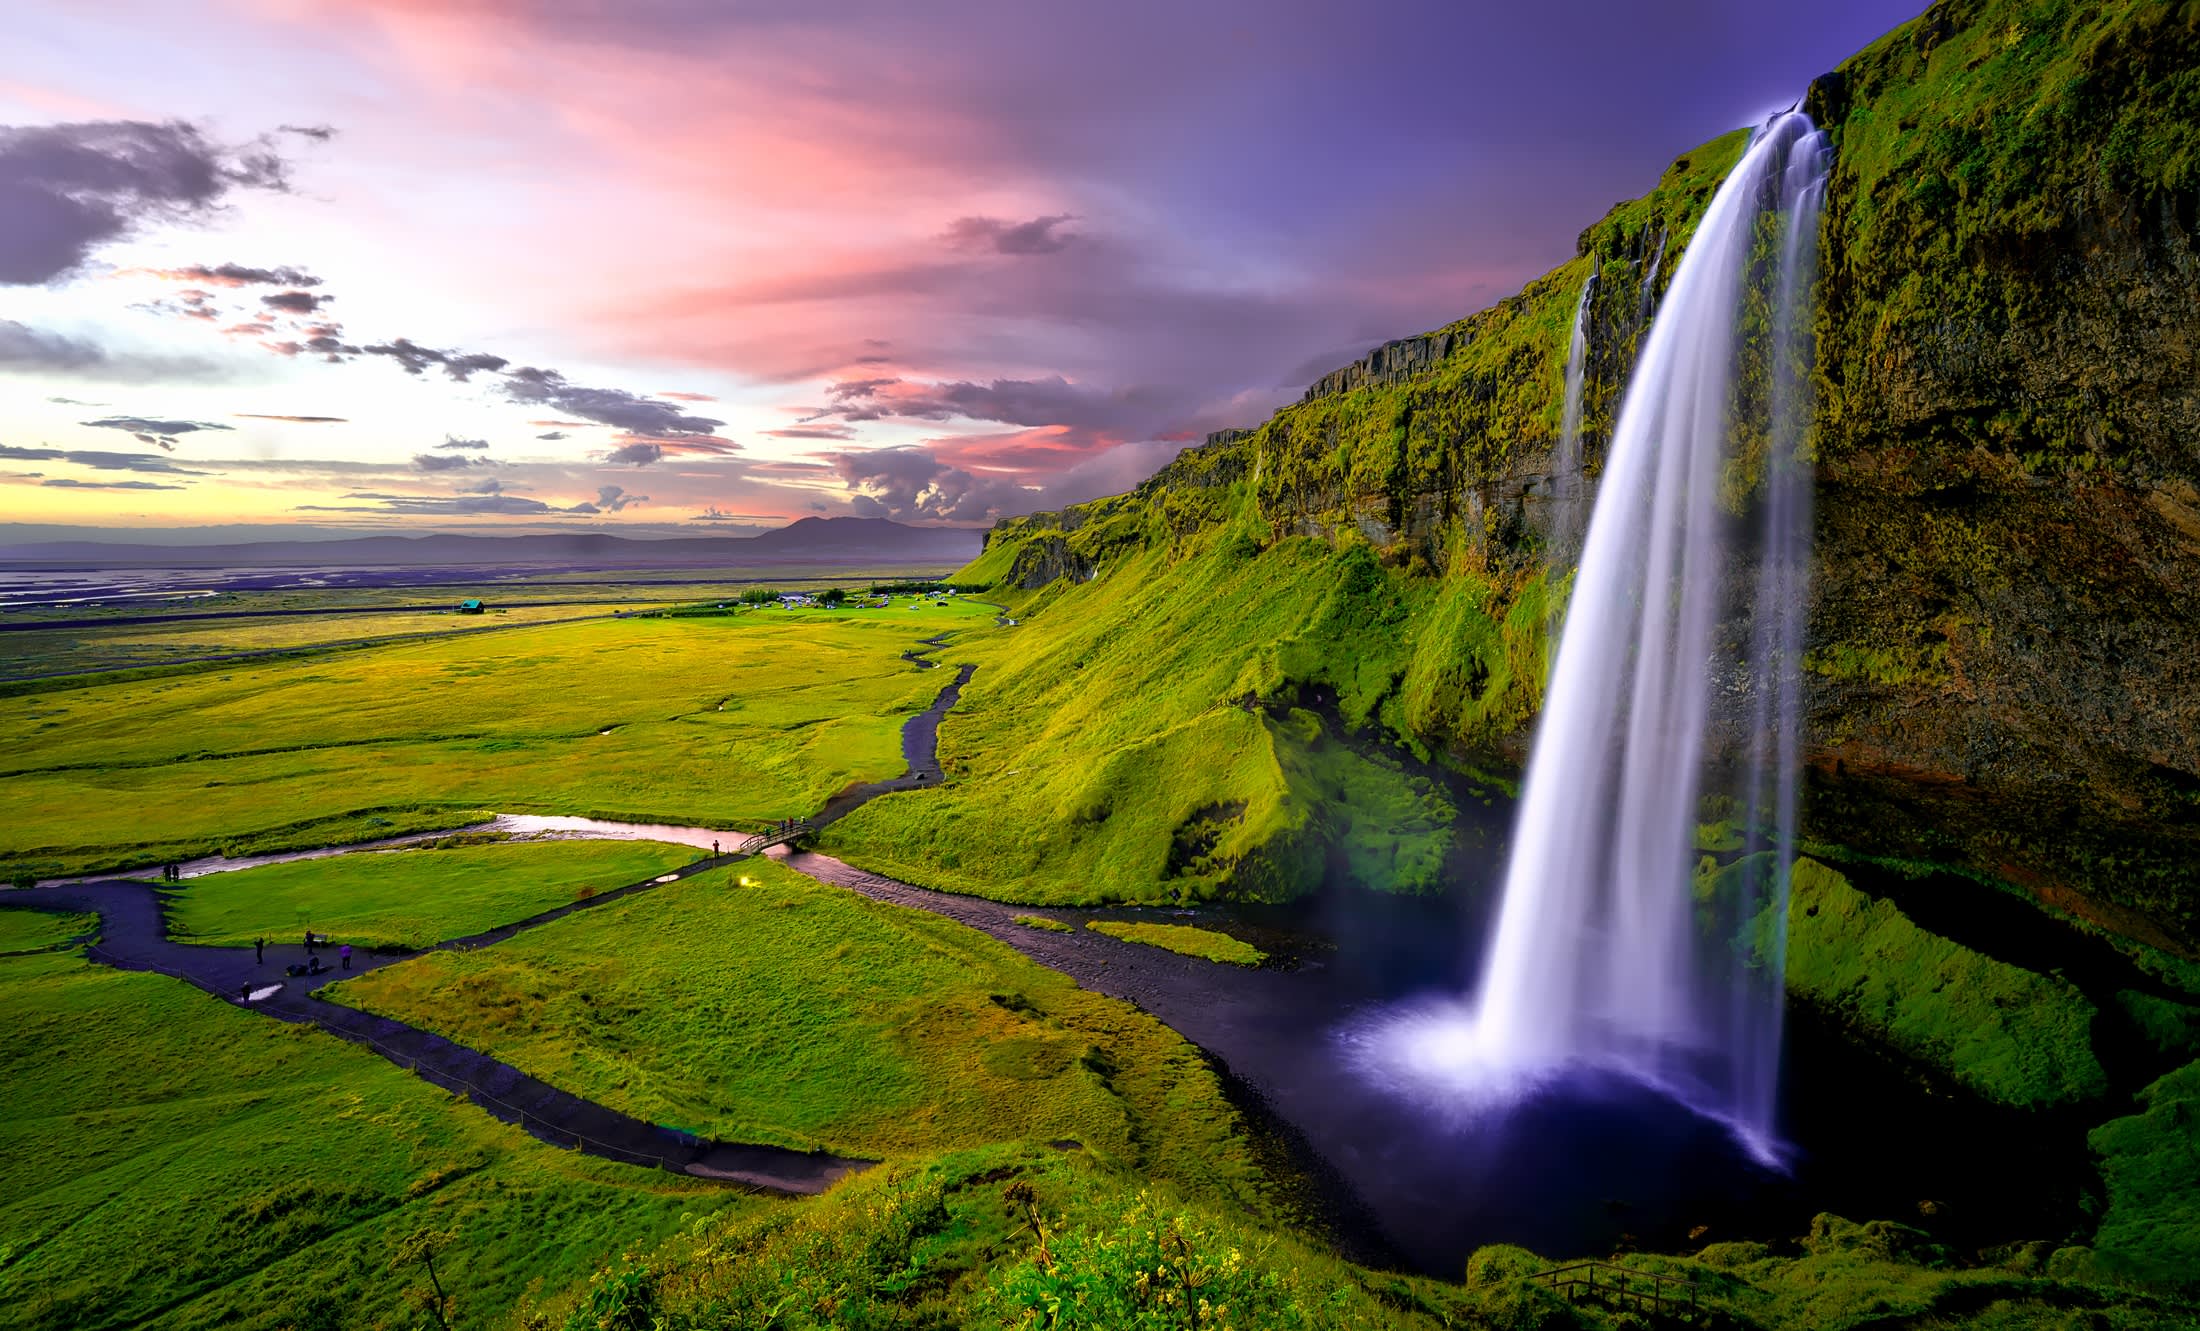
[967,0,2200,949]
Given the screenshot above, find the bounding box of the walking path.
[3,874,866,1193]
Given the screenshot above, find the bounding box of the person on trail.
[303,930,313,953]
[340,943,351,971]
[713,840,720,856]
[255,937,264,964]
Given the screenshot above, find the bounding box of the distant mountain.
[0,516,983,568]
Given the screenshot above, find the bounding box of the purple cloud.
[0,120,291,285]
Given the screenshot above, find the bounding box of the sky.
[0,0,1926,538]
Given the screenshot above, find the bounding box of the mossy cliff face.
[970,0,2200,950]
[1802,0,2200,950]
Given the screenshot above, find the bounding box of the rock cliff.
[967,0,2200,949]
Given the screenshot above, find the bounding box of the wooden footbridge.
[1534,1261,1705,1325]
[733,821,815,856]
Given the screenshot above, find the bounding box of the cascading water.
[1354,111,1829,1164]
[1547,261,1599,563]
[1636,226,1669,331]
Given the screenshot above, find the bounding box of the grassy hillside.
[825,522,1529,905]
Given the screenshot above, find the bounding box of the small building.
[458,598,485,614]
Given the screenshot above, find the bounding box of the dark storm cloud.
[535,430,568,440]
[0,120,292,285]
[830,445,1033,523]
[413,452,485,472]
[594,485,646,512]
[0,444,211,474]
[260,289,325,314]
[145,262,321,288]
[437,434,489,449]
[41,477,186,490]
[944,213,1079,255]
[605,442,662,467]
[362,337,509,380]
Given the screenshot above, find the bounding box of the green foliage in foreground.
[539,1144,1460,1331]
[168,837,697,949]
[1,603,987,881]
[825,528,1521,906]
[0,909,92,954]
[0,947,743,1331]
[1749,857,2107,1107]
[332,859,1263,1206]
[2081,1058,2200,1290]
[1087,919,1267,967]
[535,1142,2198,1331]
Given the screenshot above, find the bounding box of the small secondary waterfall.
[1635,226,1669,331]
[1358,112,1829,1161]
[1548,262,1599,561]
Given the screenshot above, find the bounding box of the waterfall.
[1548,262,1598,563]
[1635,226,1668,330]
[1354,112,1829,1164]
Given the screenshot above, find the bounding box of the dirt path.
[0,875,867,1194]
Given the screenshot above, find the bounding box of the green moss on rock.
[1763,858,2107,1107]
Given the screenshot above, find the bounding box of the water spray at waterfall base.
[1350,111,1830,1170]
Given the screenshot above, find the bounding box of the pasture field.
[330,857,1264,1203]
[1,599,993,881]
[168,837,697,949]
[0,943,747,1331]
[0,603,606,679]
[0,909,92,953]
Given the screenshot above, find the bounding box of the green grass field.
[0,946,746,1331]
[329,858,1263,1205]
[168,838,698,949]
[0,909,93,954]
[1,600,991,881]
[1087,918,1267,966]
